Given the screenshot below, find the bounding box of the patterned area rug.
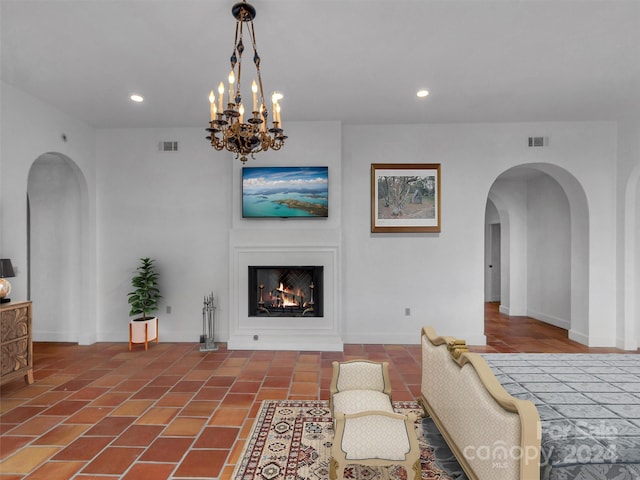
[232,399,454,480]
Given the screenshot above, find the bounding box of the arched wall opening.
[27,153,89,343]
[624,163,640,349]
[485,163,589,342]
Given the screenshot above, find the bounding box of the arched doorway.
[27,153,89,343]
[624,163,640,350]
[484,163,589,342]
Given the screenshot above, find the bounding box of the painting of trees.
[371,164,441,233]
[377,174,436,218]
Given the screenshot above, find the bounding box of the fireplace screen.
[248,266,323,317]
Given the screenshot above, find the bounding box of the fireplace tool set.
[199,292,218,351]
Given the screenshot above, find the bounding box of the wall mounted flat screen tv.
[242,166,329,218]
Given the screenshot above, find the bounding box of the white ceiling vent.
[159,141,178,152]
[528,136,548,147]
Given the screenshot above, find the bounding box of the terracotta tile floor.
[1,304,633,479]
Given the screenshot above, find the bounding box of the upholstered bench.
[329,360,422,480]
[330,410,421,480]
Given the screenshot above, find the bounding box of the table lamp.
[0,259,16,303]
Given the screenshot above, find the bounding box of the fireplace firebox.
[248,266,323,317]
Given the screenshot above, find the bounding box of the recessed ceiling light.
[416,89,429,98]
[130,94,144,103]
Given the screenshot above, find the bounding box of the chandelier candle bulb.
[209,91,216,121]
[218,82,224,112]
[239,103,245,123]
[252,80,258,112]
[228,70,235,104]
[272,95,277,125]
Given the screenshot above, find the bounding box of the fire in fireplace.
[248,266,323,317]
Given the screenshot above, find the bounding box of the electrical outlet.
[405,307,411,316]
[166,305,172,314]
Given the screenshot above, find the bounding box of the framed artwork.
[371,163,441,233]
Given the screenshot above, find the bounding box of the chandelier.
[206,1,286,163]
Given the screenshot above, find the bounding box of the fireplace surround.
[229,244,342,351]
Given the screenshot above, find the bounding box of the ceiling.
[2,0,639,129]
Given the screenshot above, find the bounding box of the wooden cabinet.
[1,301,33,386]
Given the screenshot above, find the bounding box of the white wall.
[95,122,342,345]
[342,122,617,345]
[1,81,97,344]
[617,120,640,349]
[96,127,231,342]
[526,174,571,328]
[95,121,621,347]
[2,81,631,347]
[636,174,640,348]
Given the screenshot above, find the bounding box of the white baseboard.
[568,328,588,345]
[33,331,77,342]
[228,334,343,351]
[98,329,214,344]
[616,337,638,351]
[342,332,486,346]
[78,333,97,345]
[526,309,570,330]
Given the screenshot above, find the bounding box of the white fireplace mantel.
[228,240,343,351]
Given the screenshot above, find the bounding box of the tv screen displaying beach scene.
[242,166,329,218]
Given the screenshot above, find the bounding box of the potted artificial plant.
[127,257,162,350]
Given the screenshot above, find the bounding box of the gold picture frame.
[371,163,441,233]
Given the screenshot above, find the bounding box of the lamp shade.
[0,259,15,278]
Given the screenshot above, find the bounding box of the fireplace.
[230,245,341,350]
[248,266,323,317]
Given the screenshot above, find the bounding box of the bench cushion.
[332,390,394,415]
[340,412,414,461]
